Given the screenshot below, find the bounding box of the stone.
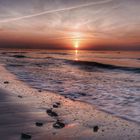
[53,121,65,129]
[4,81,9,84]
[18,95,23,98]
[35,122,43,127]
[53,102,60,108]
[21,133,32,139]
[93,126,99,132]
[46,109,58,117]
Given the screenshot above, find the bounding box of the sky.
[0,0,140,50]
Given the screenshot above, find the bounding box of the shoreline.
[5,67,140,125]
[0,64,140,140]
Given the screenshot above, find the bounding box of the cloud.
[0,0,112,23]
[0,0,139,49]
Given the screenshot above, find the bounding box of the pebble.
[35,122,43,127]
[93,126,99,132]
[46,109,58,117]
[18,95,23,98]
[53,102,61,108]
[21,133,32,139]
[4,81,9,84]
[53,120,65,129]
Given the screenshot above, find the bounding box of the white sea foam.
[1,50,140,123]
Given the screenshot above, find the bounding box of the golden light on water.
[73,39,79,60]
[75,49,78,61]
[75,49,78,54]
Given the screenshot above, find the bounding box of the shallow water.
[0,50,140,123]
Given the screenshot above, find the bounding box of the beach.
[0,0,139,139]
[0,63,139,140]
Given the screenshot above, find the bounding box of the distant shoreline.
[0,48,140,51]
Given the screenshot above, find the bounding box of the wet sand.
[0,64,139,140]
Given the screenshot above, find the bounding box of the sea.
[0,49,140,123]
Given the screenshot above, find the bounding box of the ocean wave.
[65,60,140,73]
[39,52,68,55]
[4,52,140,123]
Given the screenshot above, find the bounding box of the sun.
[74,40,79,49]
[71,32,82,49]
[73,38,81,49]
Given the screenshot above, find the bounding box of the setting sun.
[71,32,82,49]
[74,40,79,49]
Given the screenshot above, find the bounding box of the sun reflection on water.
[75,49,79,61]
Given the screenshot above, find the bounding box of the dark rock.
[18,95,23,98]
[35,122,43,127]
[36,64,42,67]
[38,89,42,92]
[13,55,26,58]
[102,129,104,132]
[46,109,58,117]
[21,133,32,139]
[45,56,53,59]
[93,126,99,132]
[79,92,86,96]
[64,96,68,98]
[53,120,65,129]
[56,102,61,106]
[53,102,61,108]
[53,104,58,108]
[4,81,9,84]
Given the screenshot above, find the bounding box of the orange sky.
[0,30,139,50]
[0,0,140,50]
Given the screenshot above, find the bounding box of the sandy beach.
[0,0,140,139]
[0,64,139,140]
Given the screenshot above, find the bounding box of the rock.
[46,109,58,117]
[36,64,42,67]
[38,89,42,92]
[13,55,26,58]
[35,122,43,127]
[53,102,61,108]
[79,92,86,96]
[93,126,99,132]
[53,104,58,108]
[53,120,65,129]
[21,133,32,139]
[18,95,23,98]
[4,81,9,84]
[56,102,61,106]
